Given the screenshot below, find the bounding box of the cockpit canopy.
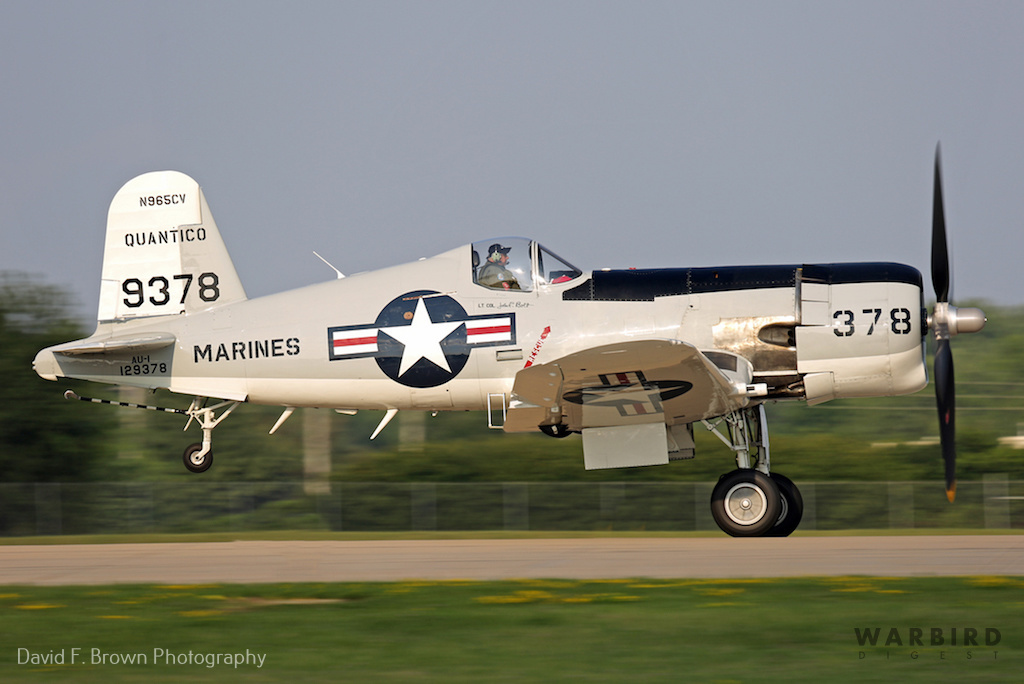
[471,238,582,292]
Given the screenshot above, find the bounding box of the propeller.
[929,145,986,502]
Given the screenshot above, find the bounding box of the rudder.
[97,171,247,321]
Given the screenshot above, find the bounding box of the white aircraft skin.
[33,166,986,537]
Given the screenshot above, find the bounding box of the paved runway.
[1,536,1022,585]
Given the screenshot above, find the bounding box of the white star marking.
[380,298,463,377]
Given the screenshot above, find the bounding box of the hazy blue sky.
[2,1,1022,321]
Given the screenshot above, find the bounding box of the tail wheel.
[764,472,804,537]
[710,469,781,537]
[183,443,213,473]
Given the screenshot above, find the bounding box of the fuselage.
[35,240,928,413]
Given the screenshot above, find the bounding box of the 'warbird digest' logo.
[328,291,516,388]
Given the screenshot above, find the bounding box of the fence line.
[1,477,1019,536]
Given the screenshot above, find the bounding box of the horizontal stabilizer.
[51,332,176,356]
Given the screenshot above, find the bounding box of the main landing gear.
[704,405,804,537]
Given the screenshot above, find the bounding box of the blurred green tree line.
[0,273,113,482]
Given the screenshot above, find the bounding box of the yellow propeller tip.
[946,482,957,503]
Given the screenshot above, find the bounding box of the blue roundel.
[374,290,470,388]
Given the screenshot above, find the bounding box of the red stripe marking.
[333,335,377,348]
[467,325,511,336]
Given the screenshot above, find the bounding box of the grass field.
[1,576,1020,682]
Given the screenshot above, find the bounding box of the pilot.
[477,243,521,290]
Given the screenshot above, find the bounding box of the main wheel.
[183,443,213,473]
[764,473,804,537]
[710,469,781,537]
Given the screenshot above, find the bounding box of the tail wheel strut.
[181,398,240,474]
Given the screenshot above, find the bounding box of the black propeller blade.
[932,150,950,303]
[929,145,986,502]
[931,146,957,502]
[934,338,956,501]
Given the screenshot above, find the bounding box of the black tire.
[183,443,213,473]
[539,424,573,438]
[764,473,804,537]
[710,469,781,537]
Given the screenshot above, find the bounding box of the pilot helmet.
[488,244,511,261]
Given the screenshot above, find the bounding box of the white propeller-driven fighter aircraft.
[34,152,986,536]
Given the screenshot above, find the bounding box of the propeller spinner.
[929,146,986,502]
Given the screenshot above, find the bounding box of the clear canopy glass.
[471,238,581,292]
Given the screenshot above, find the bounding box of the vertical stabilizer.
[97,171,247,321]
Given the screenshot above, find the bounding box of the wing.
[506,339,766,469]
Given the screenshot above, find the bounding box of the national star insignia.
[378,297,463,376]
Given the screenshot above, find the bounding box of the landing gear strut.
[703,405,804,537]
